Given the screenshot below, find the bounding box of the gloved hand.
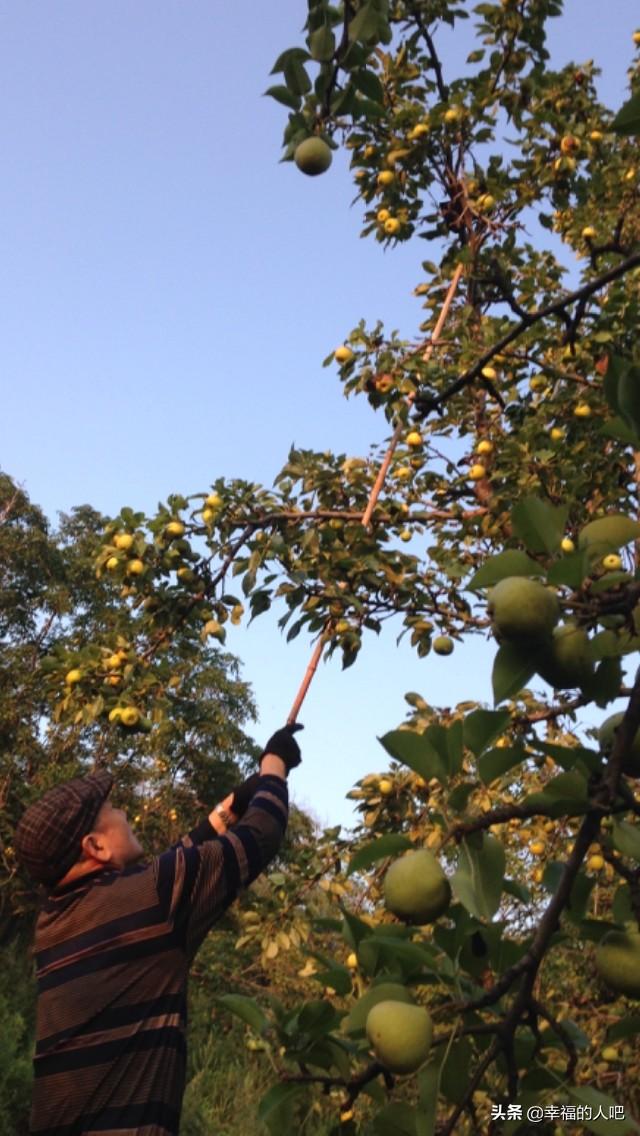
[261,722,304,773]
[230,773,261,820]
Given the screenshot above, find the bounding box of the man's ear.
[81,830,111,863]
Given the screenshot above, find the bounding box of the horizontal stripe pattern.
[30,773,287,1134]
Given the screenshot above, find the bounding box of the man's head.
[79,798,144,874]
[15,771,144,889]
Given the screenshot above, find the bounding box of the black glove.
[261,722,304,773]
[230,772,261,820]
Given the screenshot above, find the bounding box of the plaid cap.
[14,771,114,888]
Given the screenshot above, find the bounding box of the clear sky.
[2,1,638,829]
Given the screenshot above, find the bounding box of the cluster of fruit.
[344,849,450,1075]
[488,575,593,689]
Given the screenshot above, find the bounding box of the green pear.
[294,137,333,176]
[383,849,451,924]
[487,577,559,643]
[366,1000,432,1074]
[342,982,413,1035]
[535,622,593,689]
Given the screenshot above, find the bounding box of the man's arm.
[208,754,287,834]
[152,727,300,959]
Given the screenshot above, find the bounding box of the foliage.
[5,2,640,1133]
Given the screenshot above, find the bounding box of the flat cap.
[15,771,114,888]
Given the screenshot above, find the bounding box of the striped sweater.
[29,773,288,1136]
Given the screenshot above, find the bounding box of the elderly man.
[15,723,303,1136]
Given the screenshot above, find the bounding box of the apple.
[127,559,145,575]
[65,668,83,685]
[384,217,401,236]
[335,345,355,364]
[377,170,395,187]
[476,440,493,456]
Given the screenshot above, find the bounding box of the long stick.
[287,263,464,724]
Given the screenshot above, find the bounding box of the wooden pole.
[287,263,464,724]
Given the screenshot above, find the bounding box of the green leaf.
[535,741,600,772]
[603,355,625,414]
[578,514,640,555]
[612,818,640,862]
[270,46,312,74]
[566,1085,640,1134]
[463,708,511,756]
[511,496,569,554]
[373,1102,419,1136]
[215,994,267,1034]
[264,84,301,110]
[452,835,505,920]
[584,657,623,707]
[349,2,387,44]
[378,729,446,782]
[617,364,640,437]
[353,68,385,103]
[439,1037,472,1104]
[284,56,311,96]
[492,642,537,705]
[258,1083,306,1135]
[468,549,545,590]
[478,743,527,785]
[523,770,590,816]
[613,883,634,923]
[417,1059,441,1136]
[347,834,413,876]
[612,90,640,136]
[297,1000,341,1038]
[309,26,335,62]
[547,550,588,588]
[606,1015,640,1042]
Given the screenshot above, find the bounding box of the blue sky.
[2,1,638,828]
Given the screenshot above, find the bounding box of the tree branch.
[416,248,640,416]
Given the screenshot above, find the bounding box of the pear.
[294,137,332,176]
[488,577,559,643]
[535,622,593,689]
[366,1000,432,1074]
[384,849,451,925]
[342,982,413,1035]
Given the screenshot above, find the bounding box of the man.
[14,722,303,1136]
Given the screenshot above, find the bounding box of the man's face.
[88,800,145,869]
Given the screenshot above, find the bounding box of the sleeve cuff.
[188,817,218,845]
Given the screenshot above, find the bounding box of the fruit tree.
[6,2,640,1133]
